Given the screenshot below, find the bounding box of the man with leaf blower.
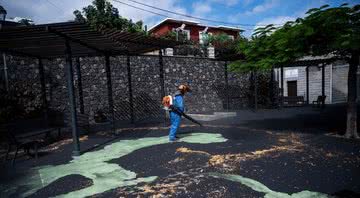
[162,85,202,142]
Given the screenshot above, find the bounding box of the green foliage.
[230,26,279,72]
[160,30,189,42]
[18,18,34,26]
[161,31,177,40]
[73,0,144,33]
[207,33,233,46]
[231,3,360,72]
[204,33,241,59]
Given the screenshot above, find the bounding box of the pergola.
[275,56,339,105]
[0,22,182,156]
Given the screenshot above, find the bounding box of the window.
[228,35,234,40]
[172,28,190,40]
[182,29,190,40]
[199,32,212,44]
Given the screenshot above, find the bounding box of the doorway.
[287,81,297,96]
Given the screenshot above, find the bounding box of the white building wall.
[308,65,331,104]
[274,62,360,104]
[275,65,332,104]
[332,65,348,103]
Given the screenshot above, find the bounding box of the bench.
[2,126,40,165]
[313,95,326,108]
[2,112,64,165]
[282,96,305,107]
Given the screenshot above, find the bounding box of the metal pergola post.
[269,67,274,106]
[2,53,8,92]
[105,55,115,132]
[158,49,166,123]
[321,64,325,107]
[254,71,258,111]
[65,39,80,156]
[306,66,309,104]
[38,58,48,120]
[126,55,135,124]
[75,57,84,114]
[159,49,165,98]
[280,65,284,107]
[280,65,284,97]
[224,61,230,111]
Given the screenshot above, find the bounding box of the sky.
[1,0,359,37]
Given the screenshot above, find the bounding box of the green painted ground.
[2,133,227,198]
[209,172,331,198]
[1,132,333,198]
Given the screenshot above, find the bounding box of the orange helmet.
[178,84,191,93]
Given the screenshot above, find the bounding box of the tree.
[298,4,360,138]
[230,26,277,73]
[18,18,34,26]
[73,0,143,32]
[231,4,360,138]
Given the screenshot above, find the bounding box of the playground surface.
[0,105,359,198]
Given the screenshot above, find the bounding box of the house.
[274,55,360,104]
[149,18,242,44]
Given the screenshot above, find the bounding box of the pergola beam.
[0,22,181,58]
[99,28,179,49]
[1,48,42,59]
[46,26,105,54]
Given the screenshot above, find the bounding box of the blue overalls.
[169,92,184,141]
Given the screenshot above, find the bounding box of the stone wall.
[4,55,262,124]
[163,57,226,112]
[5,56,43,113]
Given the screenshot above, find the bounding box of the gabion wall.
[4,55,273,124]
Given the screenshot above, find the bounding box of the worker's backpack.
[162,95,173,110]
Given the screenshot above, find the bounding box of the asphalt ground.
[0,105,359,198]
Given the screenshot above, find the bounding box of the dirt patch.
[42,135,88,152]
[209,133,305,171]
[132,168,207,197]
[176,147,211,156]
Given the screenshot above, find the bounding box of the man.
[169,84,191,141]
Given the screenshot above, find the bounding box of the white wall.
[332,65,348,103]
[275,65,332,104]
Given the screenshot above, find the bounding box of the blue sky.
[1,0,359,37]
